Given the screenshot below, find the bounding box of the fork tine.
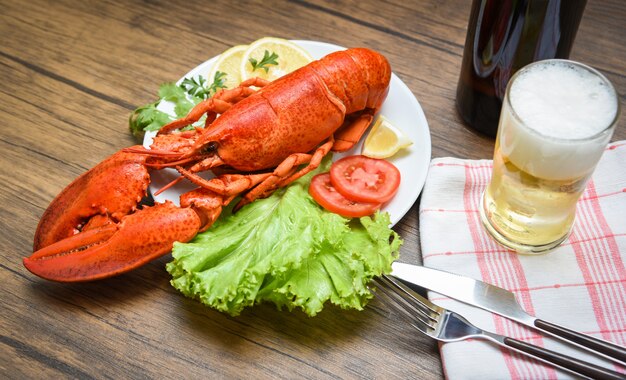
[376,276,439,321]
[373,278,433,321]
[381,275,443,316]
[371,278,437,332]
[370,284,435,337]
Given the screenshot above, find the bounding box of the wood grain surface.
[1,0,624,378]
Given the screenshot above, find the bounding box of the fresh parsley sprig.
[180,76,211,100]
[208,71,227,94]
[249,50,279,73]
[180,72,228,100]
[129,100,174,139]
[129,72,231,140]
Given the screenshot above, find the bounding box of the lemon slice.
[207,44,248,89]
[240,37,313,81]
[362,115,413,159]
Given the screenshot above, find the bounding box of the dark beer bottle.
[456,0,586,137]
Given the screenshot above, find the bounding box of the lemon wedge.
[240,37,313,81]
[207,44,248,90]
[362,115,413,159]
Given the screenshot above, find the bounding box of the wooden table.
[1,0,624,378]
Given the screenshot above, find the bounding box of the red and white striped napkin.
[419,141,626,379]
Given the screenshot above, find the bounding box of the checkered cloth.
[419,141,626,379]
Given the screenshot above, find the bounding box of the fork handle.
[504,337,625,380]
[535,319,626,365]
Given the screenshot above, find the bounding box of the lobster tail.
[310,48,391,114]
[347,48,392,110]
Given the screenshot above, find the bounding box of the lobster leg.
[180,188,231,232]
[158,78,270,135]
[158,98,233,135]
[199,78,271,128]
[175,170,272,197]
[236,138,335,210]
[331,111,375,152]
[276,138,335,188]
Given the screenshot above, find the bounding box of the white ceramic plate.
[144,40,431,226]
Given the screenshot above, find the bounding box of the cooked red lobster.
[24,48,391,282]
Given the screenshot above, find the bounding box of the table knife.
[391,262,626,366]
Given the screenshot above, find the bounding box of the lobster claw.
[33,150,151,251]
[24,202,201,282]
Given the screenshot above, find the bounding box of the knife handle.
[535,319,626,365]
[503,337,625,380]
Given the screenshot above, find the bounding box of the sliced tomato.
[309,173,382,218]
[329,155,400,203]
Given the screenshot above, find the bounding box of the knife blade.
[391,262,626,366]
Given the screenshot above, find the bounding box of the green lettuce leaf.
[166,156,402,316]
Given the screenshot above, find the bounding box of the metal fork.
[371,275,625,380]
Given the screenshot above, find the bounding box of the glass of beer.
[480,59,619,254]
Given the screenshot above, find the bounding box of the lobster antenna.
[153,177,184,196]
[144,156,199,169]
[122,146,182,157]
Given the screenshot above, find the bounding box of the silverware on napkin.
[391,262,626,366]
[373,274,625,380]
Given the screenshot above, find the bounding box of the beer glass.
[480,60,619,254]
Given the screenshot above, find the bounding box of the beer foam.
[509,61,617,139]
[500,61,617,180]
